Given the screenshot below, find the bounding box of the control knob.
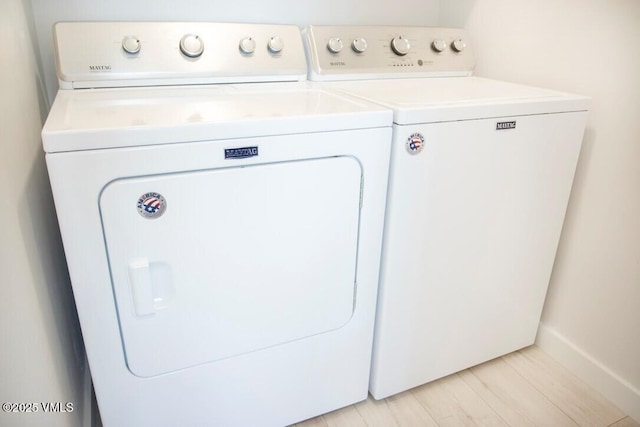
[451,38,466,52]
[351,38,368,53]
[180,34,204,58]
[239,37,256,54]
[431,39,447,53]
[122,36,141,54]
[327,37,344,54]
[268,36,284,54]
[391,35,410,56]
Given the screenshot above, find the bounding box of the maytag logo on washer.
[496,121,517,130]
[224,146,259,159]
[406,132,425,154]
[137,192,167,219]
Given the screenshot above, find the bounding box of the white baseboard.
[536,323,640,422]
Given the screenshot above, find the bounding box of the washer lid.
[326,77,590,124]
[42,83,391,153]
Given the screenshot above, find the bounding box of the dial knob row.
[324,36,467,56]
[120,35,285,57]
[432,38,467,53]
[326,37,394,55]
[327,37,368,54]
[238,36,284,54]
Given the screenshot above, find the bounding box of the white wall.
[30,0,441,102]
[440,0,640,421]
[0,1,89,426]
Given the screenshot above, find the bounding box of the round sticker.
[137,192,167,219]
[406,132,425,154]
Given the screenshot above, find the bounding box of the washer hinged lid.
[42,83,391,153]
[327,77,590,124]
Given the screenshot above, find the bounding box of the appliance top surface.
[44,22,392,153]
[42,82,391,152]
[325,76,589,124]
[325,76,584,107]
[48,82,389,129]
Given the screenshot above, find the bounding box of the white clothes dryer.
[304,25,589,399]
[42,22,393,426]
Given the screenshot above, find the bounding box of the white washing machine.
[304,25,590,399]
[42,22,393,426]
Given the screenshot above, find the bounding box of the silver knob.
[391,36,410,56]
[268,36,284,54]
[239,37,256,54]
[451,38,466,52]
[351,38,368,53]
[431,39,447,53]
[327,37,344,54]
[180,34,204,58]
[122,36,141,54]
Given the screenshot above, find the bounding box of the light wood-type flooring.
[295,345,638,427]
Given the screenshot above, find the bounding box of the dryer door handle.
[128,258,156,317]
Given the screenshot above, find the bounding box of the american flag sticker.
[406,132,425,154]
[137,192,167,219]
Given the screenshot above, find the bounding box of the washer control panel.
[53,22,307,89]
[303,26,474,81]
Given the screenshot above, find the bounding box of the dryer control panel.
[303,26,475,81]
[54,22,308,89]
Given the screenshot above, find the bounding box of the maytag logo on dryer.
[330,61,346,67]
[496,121,517,130]
[224,146,259,159]
[88,65,112,72]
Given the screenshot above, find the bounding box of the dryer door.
[100,155,362,377]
